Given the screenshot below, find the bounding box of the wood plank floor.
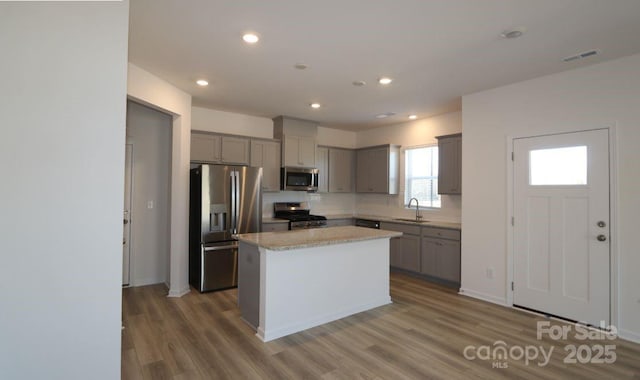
[122,273,640,379]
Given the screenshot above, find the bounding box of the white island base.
[237,226,400,342]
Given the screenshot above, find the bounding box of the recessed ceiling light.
[378,77,393,85]
[310,103,321,109]
[352,80,366,87]
[500,28,525,39]
[242,33,259,44]
[294,63,308,70]
[375,112,396,119]
[409,115,417,120]
[196,79,209,86]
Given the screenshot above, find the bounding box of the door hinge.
[511,217,514,226]
[511,282,514,291]
[511,152,514,161]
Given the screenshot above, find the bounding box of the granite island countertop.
[236,225,402,251]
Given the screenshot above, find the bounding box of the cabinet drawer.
[422,227,460,240]
[380,222,420,235]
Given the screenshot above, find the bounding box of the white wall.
[318,126,357,148]
[461,53,640,342]
[128,63,192,297]
[126,101,173,286]
[0,2,128,379]
[192,106,273,138]
[191,106,358,148]
[355,112,463,222]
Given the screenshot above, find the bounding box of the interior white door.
[123,144,133,286]
[513,129,609,326]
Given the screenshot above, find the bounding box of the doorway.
[512,128,610,326]
[123,144,133,286]
[125,100,172,287]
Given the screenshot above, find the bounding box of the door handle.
[123,219,129,225]
[597,234,607,242]
[597,221,606,228]
[203,244,238,252]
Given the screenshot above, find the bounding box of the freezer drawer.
[200,242,238,292]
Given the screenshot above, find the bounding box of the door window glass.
[529,146,587,185]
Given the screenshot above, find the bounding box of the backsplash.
[355,193,461,222]
[263,191,356,217]
[263,191,460,222]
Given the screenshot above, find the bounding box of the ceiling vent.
[563,49,599,62]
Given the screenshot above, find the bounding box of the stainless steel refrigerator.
[189,165,262,292]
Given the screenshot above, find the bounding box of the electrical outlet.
[147,200,154,209]
[486,268,494,279]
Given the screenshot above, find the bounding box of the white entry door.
[513,129,610,326]
[123,144,133,286]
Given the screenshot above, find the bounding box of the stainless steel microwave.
[281,167,319,192]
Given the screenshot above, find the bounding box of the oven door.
[281,167,318,191]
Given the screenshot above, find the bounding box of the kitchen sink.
[393,218,431,223]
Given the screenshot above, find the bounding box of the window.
[405,146,440,208]
[529,146,587,185]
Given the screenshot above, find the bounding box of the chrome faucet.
[408,198,422,221]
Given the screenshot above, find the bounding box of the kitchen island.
[236,226,401,342]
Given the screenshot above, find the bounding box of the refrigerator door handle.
[230,170,238,235]
[235,170,240,234]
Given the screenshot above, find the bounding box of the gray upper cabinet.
[250,139,281,192]
[283,135,316,167]
[316,146,354,193]
[191,133,221,162]
[221,136,250,165]
[315,147,329,193]
[356,145,400,194]
[273,116,318,168]
[190,132,250,165]
[436,133,462,195]
[329,148,354,193]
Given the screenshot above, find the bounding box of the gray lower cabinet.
[421,237,461,282]
[421,227,461,283]
[381,221,461,285]
[381,222,421,272]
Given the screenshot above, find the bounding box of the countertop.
[236,226,402,251]
[357,214,462,230]
[262,214,461,230]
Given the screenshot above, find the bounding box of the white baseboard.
[458,288,507,307]
[131,277,165,287]
[257,297,392,342]
[167,285,190,298]
[618,328,640,344]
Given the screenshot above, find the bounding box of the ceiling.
[129,0,640,131]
